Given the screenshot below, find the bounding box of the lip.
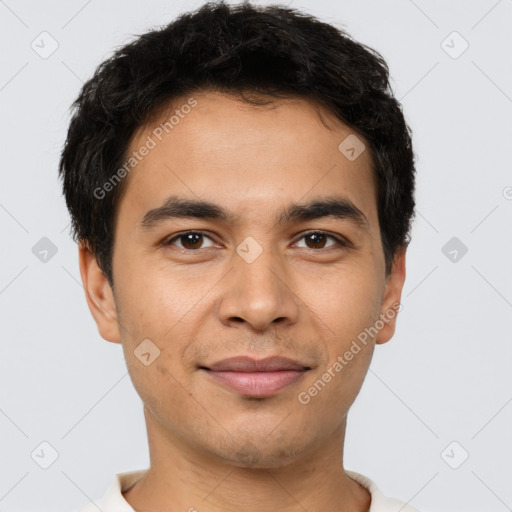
[199,356,311,397]
[201,369,308,397]
[202,355,310,372]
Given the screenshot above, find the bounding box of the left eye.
[294,231,345,250]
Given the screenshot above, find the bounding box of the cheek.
[119,302,194,416]
[115,275,206,401]
[125,353,192,430]
[301,262,383,338]
[115,264,195,341]
[295,263,382,398]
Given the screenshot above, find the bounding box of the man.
[60,2,418,511]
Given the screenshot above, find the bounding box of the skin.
[79,91,406,512]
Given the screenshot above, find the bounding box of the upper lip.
[201,356,311,372]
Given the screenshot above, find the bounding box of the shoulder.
[346,471,422,512]
[70,469,147,512]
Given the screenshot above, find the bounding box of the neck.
[123,407,371,512]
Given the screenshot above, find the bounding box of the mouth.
[198,356,311,398]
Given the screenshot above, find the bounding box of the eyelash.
[164,230,350,251]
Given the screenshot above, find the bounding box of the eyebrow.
[139,194,369,231]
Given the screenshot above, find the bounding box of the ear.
[78,241,121,344]
[375,246,407,345]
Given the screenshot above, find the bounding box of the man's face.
[82,91,405,468]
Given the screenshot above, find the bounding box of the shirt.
[72,469,421,512]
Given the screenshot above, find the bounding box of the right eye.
[164,231,216,251]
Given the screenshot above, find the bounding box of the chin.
[206,434,311,470]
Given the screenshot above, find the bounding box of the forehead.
[116,91,378,229]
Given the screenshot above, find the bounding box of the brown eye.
[295,231,346,250]
[166,231,214,250]
[305,232,328,249]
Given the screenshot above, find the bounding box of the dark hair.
[59,1,415,286]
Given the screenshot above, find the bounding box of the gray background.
[1,0,511,511]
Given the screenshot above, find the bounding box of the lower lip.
[201,369,308,397]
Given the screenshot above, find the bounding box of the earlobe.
[375,247,407,345]
[78,242,122,344]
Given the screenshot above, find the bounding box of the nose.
[217,241,300,332]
